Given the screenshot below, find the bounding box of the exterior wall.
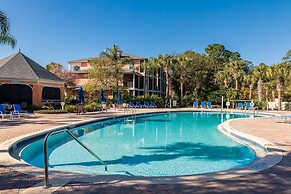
[0,79,65,106]
[68,57,165,97]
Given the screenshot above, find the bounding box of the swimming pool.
[21,112,256,177]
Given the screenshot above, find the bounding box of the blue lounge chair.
[13,104,27,114]
[201,101,206,108]
[151,101,157,108]
[245,102,251,110]
[129,101,135,108]
[207,101,212,108]
[136,101,142,108]
[193,101,198,108]
[0,104,9,119]
[236,102,243,109]
[144,101,150,108]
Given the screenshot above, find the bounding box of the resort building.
[0,51,65,107]
[68,53,165,97]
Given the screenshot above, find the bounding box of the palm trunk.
[257,80,263,102]
[265,90,268,102]
[235,79,239,91]
[224,78,228,88]
[272,90,275,101]
[249,85,253,100]
[165,66,169,98]
[278,89,282,111]
[180,80,184,106]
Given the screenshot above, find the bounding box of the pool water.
[21,112,256,177]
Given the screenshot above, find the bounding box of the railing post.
[43,128,107,188]
[43,132,51,188]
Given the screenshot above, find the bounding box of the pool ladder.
[43,128,107,188]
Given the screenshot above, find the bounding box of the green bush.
[84,102,102,112]
[285,102,291,111]
[34,110,68,114]
[27,105,42,112]
[64,105,76,113]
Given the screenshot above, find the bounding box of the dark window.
[149,77,153,90]
[134,75,138,88]
[0,84,32,105]
[42,87,61,101]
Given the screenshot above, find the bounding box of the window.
[128,62,134,70]
[74,66,80,71]
[42,87,61,101]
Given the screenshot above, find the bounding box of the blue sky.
[0,0,290,68]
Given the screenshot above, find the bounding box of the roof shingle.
[0,52,64,83]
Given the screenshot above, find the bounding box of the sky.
[0,0,290,68]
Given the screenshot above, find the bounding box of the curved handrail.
[43,128,107,188]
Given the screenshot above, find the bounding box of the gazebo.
[0,51,65,107]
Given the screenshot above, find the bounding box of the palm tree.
[282,50,291,63]
[99,45,128,95]
[243,74,256,100]
[252,63,268,102]
[174,53,192,105]
[0,11,16,48]
[156,54,174,99]
[266,66,277,101]
[215,70,230,88]
[273,62,291,110]
[141,58,155,96]
[225,60,247,92]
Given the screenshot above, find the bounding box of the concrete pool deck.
[0,108,290,193]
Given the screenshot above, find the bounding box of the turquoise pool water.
[21,112,256,177]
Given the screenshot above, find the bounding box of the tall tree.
[0,11,16,48]
[252,63,268,101]
[156,54,174,99]
[86,57,118,91]
[225,60,248,92]
[205,44,231,72]
[173,53,193,105]
[273,62,291,110]
[46,62,77,89]
[282,50,291,63]
[99,45,128,95]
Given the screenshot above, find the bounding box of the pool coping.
[0,110,283,193]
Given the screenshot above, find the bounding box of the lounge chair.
[151,101,157,108]
[136,101,142,108]
[193,101,198,108]
[0,104,10,119]
[245,102,251,110]
[129,101,135,108]
[201,101,206,108]
[144,101,150,108]
[207,101,212,108]
[13,104,29,116]
[101,103,108,112]
[236,102,243,110]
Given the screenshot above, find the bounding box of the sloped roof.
[68,52,145,63]
[0,51,64,83]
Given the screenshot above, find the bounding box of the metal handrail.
[43,128,107,188]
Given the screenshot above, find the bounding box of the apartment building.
[68,53,165,97]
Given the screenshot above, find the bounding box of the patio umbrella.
[77,86,85,103]
[100,89,106,103]
[117,89,122,104]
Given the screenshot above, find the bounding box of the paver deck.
[0,109,290,193]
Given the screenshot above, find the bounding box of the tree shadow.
[50,142,253,168]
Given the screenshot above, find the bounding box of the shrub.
[64,105,76,113]
[84,102,102,112]
[27,105,42,112]
[34,110,68,114]
[285,102,291,111]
